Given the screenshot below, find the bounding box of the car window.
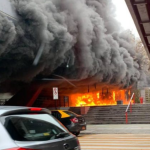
[1,114,69,141]
[51,111,61,119]
[63,111,77,117]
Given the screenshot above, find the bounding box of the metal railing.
[125,93,134,124]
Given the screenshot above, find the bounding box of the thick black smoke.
[0,0,148,89]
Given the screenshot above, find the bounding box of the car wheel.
[74,132,80,136]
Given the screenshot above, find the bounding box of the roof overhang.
[125,0,150,59]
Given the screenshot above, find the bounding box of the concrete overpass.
[125,0,150,59]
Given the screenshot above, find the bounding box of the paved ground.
[78,134,150,150]
[80,124,150,134]
[78,125,150,149]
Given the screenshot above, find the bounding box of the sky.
[112,0,139,37]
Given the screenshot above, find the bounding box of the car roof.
[0,106,49,116]
[51,110,79,118]
[51,110,70,118]
[51,110,76,114]
[51,110,69,112]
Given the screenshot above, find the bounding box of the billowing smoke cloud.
[0,0,149,89]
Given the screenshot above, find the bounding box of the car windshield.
[1,114,69,141]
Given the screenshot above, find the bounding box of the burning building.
[70,89,130,107]
[33,84,135,108]
[0,0,149,106]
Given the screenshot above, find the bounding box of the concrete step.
[87,122,150,124]
[86,113,150,116]
[84,104,150,124]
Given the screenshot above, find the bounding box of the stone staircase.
[84,104,150,124]
[127,104,150,124]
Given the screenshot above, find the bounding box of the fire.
[70,90,133,107]
[97,93,100,99]
[113,91,115,101]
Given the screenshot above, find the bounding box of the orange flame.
[113,91,115,101]
[70,90,131,107]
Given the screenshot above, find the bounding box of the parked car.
[51,110,86,136]
[0,106,80,150]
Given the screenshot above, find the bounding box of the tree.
[135,38,150,71]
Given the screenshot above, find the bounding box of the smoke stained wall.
[0,0,149,91]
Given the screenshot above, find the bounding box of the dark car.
[0,106,81,150]
[51,110,86,136]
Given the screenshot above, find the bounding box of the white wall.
[141,90,145,103]
[0,0,18,19]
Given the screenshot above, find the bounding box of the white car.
[0,106,80,150]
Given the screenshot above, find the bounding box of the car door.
[1,113,79,150]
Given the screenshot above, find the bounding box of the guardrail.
[125,93,134,124]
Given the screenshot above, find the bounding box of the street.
[79,134,150,150]
[79,125,150,150]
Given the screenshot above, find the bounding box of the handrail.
[125,93,134,113]
[125,93,134,124]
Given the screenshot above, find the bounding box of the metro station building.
[0,0,150,107]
